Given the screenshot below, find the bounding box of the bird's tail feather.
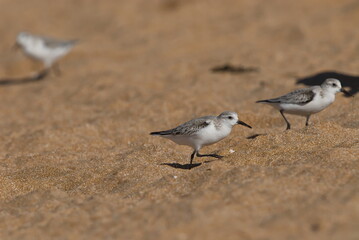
[256,100,270,103]
[150,130,171,136]
[256,99,278,103]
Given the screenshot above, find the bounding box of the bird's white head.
[16,32,33,47]
[218,111,252,128]
[321,78,342,94]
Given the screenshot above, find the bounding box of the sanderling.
[15,32,77,73]
[256,78,349,130]
[150,111,252,167]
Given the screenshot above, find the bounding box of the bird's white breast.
[163,122,232,149]
[281,90,336,115]
[23,39,71,67]
[194,123,232,147]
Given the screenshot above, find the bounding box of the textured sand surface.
[0,0,358,239]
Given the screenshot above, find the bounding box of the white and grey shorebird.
[256,78,349,130]
[150,111,252,166]
[15,32,77,73]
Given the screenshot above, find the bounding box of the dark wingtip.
[150,131,167,136]
[256,100,268,103]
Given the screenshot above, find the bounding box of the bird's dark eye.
[228,116,233,120]
[332,83,337,87]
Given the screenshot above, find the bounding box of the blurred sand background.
[0,0,358,239]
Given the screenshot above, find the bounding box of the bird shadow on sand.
[211,63,259,74]
[296,71,359,97]
[160,162,202,170]
[160,159,219,170]
[246,133,267,139]
[0,69,48,86]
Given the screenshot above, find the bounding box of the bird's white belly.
[196,125,231,146]
[164,125,231,149]
[281,96,335,116]
[25,44,69,66]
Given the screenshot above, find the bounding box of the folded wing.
[257,88,315,105]
[150,117,212,136]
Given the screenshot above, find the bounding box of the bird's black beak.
[237,120,252,128]
[340,88,353,97]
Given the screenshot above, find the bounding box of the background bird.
[256,78,348,130]
[14,31,77,76]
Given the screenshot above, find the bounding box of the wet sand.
[0,0,358,239]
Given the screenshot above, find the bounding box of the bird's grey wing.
[264,88,315,105]
[151,117,213,136]
[42,36,77,48]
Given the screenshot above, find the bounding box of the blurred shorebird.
[150,111,252,168]
[256,78,350,130]
[14,32,77,76]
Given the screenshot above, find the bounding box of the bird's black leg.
[305,115,311,127]
[190,150,197,166]
[197,152,223,159]
[33,68,49,80]
[280,110,291,130]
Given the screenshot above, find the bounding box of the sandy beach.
[0,0,358,239]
